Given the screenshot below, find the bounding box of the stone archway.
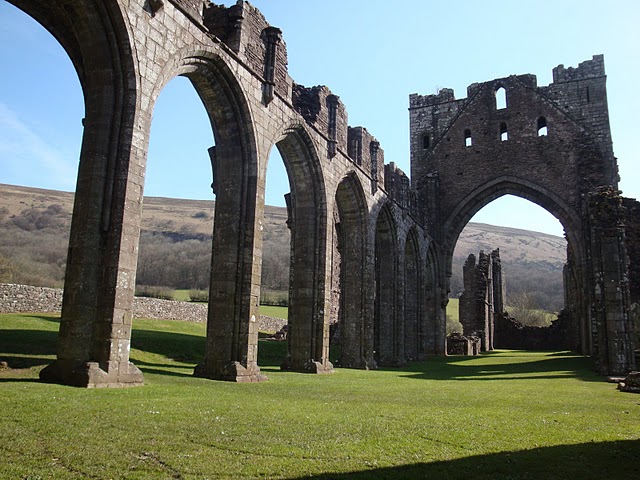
[334,173,374,369]
[167,55,263,383]
[9,0,146,387]
[404,228,421,361]
[410,58,635,374]
[374,203,400,366]
[442,179,586,354]
[273,125,332,374]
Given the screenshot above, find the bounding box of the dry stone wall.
[0,284,286,332]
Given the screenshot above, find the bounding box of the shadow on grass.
[395,351,601,383]
[131,330,288,368]
[0,315,603,384]
[131,329,205,364]
[0,330,58,369]
[287,440,640,480]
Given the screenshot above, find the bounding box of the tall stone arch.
[334,173,374,369]
[272,125,332,374]
[374,203,401,366]
[410,56,635,374]
[403,227,421,360]
[9,0,147,387]
[159,54,263,383]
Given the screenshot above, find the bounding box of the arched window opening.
[537,116,548,136]
[464,129,473,147]
[495,86,507,110]
[0,3,82,289]
[422,134,430,149]
[454,195,567,316]
[500,122,508,142]
[142,76,215,294]
[262,147,291,317]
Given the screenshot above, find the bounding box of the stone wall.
[494,311,578,351]
[458,249,502,351]
[0,284,286,332]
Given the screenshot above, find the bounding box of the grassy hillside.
[0,183,566,310]
[1,313,639,479]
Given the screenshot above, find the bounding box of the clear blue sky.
[1,0,639,238]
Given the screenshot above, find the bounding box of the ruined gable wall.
[410,57,616,240]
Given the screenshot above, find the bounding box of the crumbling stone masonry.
[11,0,437,387]
[458,250,503,351]
[8,0,635,387]
[410,55,635,375]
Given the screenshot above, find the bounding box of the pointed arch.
[272,124,331,373]
[404,227,421,361]
[443,176,581,277]
[10,0,146,388]
[374,202,400,366]
[334,172,371,369]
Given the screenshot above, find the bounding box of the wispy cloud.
[0,102,78,190]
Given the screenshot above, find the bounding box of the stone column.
[40,88,144,388]
[282,193,334,374]
[588,187,636,375]
[195,137,266,382]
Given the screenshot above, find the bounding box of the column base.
[193,360,268,383]
[40,360,144,388]
[376,357,406,368]
[281,357,334,374]
[335,357,377,370]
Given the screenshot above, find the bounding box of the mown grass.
[259,304,288,319]
[447,297,460,320]
[1,313,639,479]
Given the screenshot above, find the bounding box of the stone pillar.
[40,89,144,388]
[195,140,267,382]
[588,187,636,375]
[282,193,334,374]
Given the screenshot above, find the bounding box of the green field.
[447,297,460,320]
[259,304,288,319]
[1,313,639,479]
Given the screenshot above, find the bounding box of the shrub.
[260,289,288,307]
[188,289,209,302]
[507,291,555,327]
[135,285,175,300]
[446,314,463,335]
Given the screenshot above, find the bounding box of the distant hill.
[0,183,566,309]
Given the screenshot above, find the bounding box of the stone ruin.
[458,249,503,351]
[6,0,636,387]
[446,333,481,356]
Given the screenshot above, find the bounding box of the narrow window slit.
[464,129,472,147]
[495,86,507,110]
[500,122,508,141]
[537,116,548,136]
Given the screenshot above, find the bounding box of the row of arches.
[5,0,444,386]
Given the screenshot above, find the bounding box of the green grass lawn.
[259,304,288,319]
[1,313,639,479]
[448,297,460,320]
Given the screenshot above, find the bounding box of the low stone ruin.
[447,333,481,356]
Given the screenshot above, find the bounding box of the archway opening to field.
[0,3,82,292]
[140,76,215,301]
[259,146,290,337]
[448,193,584,353]
[267,129,331,373]
[130,75,216,370]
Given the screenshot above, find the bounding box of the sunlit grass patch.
[1,313,639,479]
